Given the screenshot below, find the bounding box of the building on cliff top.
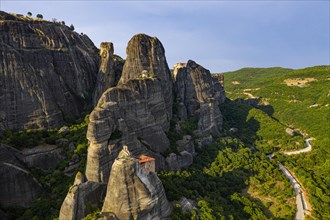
[138,155,156,173]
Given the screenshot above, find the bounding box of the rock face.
[59,172,107,220]
[176,135,195,155]
[195,135,214,148]
[177,197,197,213]
[0,11,99,130]
[101,148,172,219]
[86,34,173,183]
[165,151,193,171]
[119,33,173,121]
[93,42,124,106]
[0,111,6,137]
[174,60,225,136]
[0,144,43,208]
[22,145,66,169]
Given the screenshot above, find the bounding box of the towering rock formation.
[93,42,124,106]
[174,60,225,136]
[119,34,173,123]
[0,11,99,130]
[101,147,172,219]
[86,34,172,183]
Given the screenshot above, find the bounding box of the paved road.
[284,138,314,155]
[279,164,305,220]
[268,138,314,220]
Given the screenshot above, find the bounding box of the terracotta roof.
[138,155,155,163]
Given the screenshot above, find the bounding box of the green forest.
[222,65,330,219]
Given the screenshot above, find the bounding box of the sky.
[0,0,329,73]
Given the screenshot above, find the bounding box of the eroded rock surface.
[174,60,225,136]
[59,172,107,220]
[0,144,43,208]
[22,145,66,169]
[176,135,195,155]
[101,148,172,219]
[93,42,124,105]
[0,111,6,137]
[165,151,193,171]
[0,11,99,130]
[86,34,173,183]
[119,33,173,123]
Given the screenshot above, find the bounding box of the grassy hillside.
[221,65,330,218]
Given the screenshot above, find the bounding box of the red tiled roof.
[138,155,155,163]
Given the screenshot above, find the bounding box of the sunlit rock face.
[0,11,99,130]
[86,34,173,183]
[173,60,225,136]
[101,148,172,219]
[93,42,124,106]
[119,33,173,124]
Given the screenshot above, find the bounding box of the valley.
[0,10,329,220]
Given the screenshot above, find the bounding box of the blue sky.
[1,1,329,72]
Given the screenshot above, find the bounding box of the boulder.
[22,145,66,169]
[58,126,70,134]
[165,151,193,171]
[0,144,43,208]
[178,197,197,213]
[195,135,214,148]
[59,172,107,220]
[286,128,294,136]
[176,135,195,155]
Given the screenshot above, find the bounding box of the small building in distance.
[138,155,156,173]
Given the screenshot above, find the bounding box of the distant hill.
[220,65,330,218]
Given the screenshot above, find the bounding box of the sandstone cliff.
[174,60,225,136]
[59,172,106,220]
[85,34,173,183]
[0,144,44,208]
[22,144,66,169]
[93,42,124,106]
[0,11,99,130]
[101,148,172,219]
[119,34,173,124]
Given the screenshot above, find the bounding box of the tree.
[36,14,43,19]
[27,12,32,17]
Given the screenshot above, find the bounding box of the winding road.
[268,138,314,220]
[283,138,314,155]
